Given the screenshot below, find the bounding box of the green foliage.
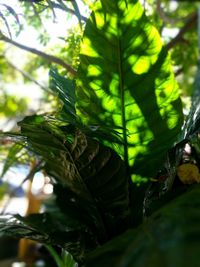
[84,185,200,267]
[45,245,78,267]
[77,0,183,178]
[1,0,197,267]
[19,115,130,239]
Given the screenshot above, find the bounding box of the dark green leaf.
[0,213,86,262]
[18,115,130,252]
[49,68,76,122]
[84,185,200,267]
[70,0,83,28]
[0,215,49,243]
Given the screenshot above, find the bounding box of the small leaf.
[1,143,24,178]
[62,250,78,267]
[49,68,76,122]
[45,245,63,267]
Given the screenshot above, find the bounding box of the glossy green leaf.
[62,249,78,267]
[77,0,183,177]
[45,245,64,267]
[17,115,130,253]
[84,185,200,267]
[45,245,78,267]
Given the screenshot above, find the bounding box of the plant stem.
[167,12,197,50]
[0,33,77,76]
[5,58,52,94]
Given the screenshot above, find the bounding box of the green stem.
[45,244,63,267]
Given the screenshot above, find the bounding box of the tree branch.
[0,33,77,76]
[5,58,53,94]
[166,12,197,50]
[50,2,88,22]
[175,67,184,77]
[156,0,180,26]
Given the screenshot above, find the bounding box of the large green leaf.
[84,185,200,267]
[77,0,183,177]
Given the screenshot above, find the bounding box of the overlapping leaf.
[49,68,76,122]
[77,0,183,177]
[84,185,200,267]
[0,213,86,262]
[182,61,200,139]
[16,115,130,252]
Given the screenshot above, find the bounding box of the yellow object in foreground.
[177,163,200,184]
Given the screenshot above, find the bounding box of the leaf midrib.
[117,13,129,172]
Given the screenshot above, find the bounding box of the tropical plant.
[1,0,200,267]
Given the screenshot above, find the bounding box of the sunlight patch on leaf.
[77,0,183,177]
[132,57,151,74]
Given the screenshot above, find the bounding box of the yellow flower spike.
[177,163,200,185]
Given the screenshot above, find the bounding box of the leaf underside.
[8,115,130,260]
[77,0,183,178]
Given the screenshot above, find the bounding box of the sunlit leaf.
[77,0,183,178]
